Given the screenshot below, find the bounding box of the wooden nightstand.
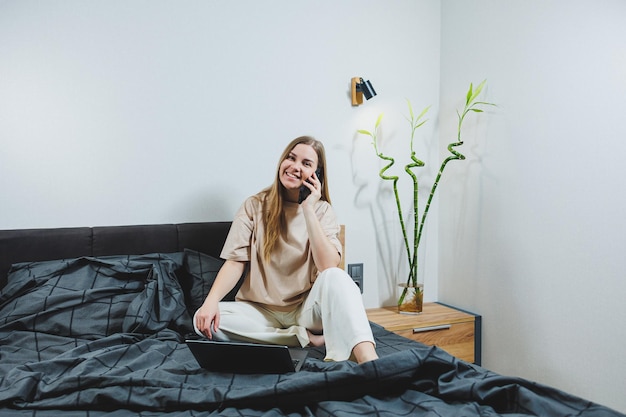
[367,302,482,364]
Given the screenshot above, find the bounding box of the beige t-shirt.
[220,193,343,311]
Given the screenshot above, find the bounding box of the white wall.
[439,0,626,413]
[0,1,441,308]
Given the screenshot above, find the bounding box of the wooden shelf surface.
[367,302,481,364]
[367,303,475,330]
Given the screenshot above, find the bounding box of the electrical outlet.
[347,263,363,293]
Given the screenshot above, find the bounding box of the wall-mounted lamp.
[351,77,377,106]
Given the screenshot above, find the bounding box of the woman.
[194,136,378,364]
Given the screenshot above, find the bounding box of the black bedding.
[0,228,624,416]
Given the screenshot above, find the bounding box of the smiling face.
[279,143,319,197]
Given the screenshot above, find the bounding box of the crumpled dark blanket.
[0,254,623,416]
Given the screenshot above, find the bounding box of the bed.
[0,222,623,417]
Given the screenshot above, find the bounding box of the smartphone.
[298,168,323,204]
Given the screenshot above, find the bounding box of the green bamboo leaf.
[469,79,487,104]
[406,99,414,120]
[470,109,484,113]
[357,129,372,136]
[416,105,431,121]
[375,113,384,128]
[466,83,473,105]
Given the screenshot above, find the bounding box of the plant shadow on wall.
[356,80,495,314]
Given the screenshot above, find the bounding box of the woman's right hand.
[195,299,220,339]
[193,259,246,339]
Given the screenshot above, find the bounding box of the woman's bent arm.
[302,204,341,271]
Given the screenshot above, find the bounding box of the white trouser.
[193,267,375,361]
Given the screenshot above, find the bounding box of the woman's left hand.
[302,171,322,205]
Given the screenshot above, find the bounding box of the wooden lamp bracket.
[351,77,364,106]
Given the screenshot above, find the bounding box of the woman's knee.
[316,267,360,292]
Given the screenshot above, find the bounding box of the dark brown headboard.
[0,222,232,289]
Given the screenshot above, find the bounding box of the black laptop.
[186,339,308,374]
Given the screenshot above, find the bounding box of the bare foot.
[306,330,325,347]
[352,341,378,364]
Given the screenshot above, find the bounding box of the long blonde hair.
[259,136,331,261]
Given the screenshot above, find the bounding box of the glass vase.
[397,283,424,314]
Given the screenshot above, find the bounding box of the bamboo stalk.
[359,81,494,307]
[417,80,495,248]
